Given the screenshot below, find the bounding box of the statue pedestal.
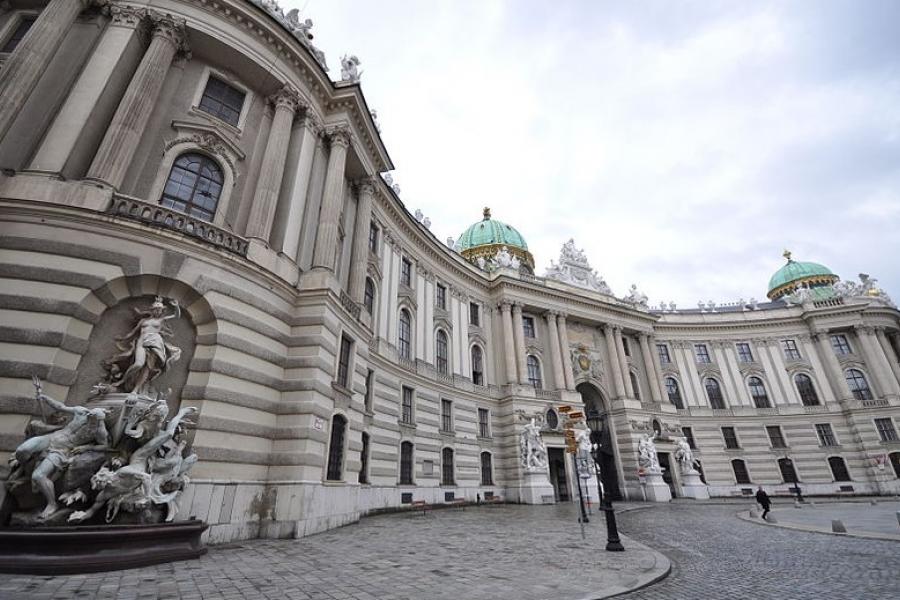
[641,471,672,503]
[679,470,710,500]
[517,470,556,505]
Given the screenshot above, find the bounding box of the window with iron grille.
[845,369,872,401]
[358,432,370,484]
[736,342,754,363]
[681,426,697,449]
[875,417,898,442]
[522,316,536,338]
[830,334,851,355]
[828,456,851,482]
[325,415,347,481]
[368,222,379,253]
[480,452,493,485]
[398,309,412,360]
[364,369,374,412]
[782,339,802,360]
[721,426,740,449]
[656,344,671,364]
[695,344,711,363]
[815,423,837,446]
[160,153,223,222]
[198,76,246,127]
[363,278,375,315]
[706,378,726,409]
[766,425,787,448]
[436,330,449,374]
[795,374,820,406]
[441,399,453,432]
[469,302,480,326]
[399,441,414,484]
[748,377,770,408]
[400,258,412,286]
[666,378,684,409]
[401,386,414,424]
[478,408,491,438]
[436,283,447,310]
[527,355,542,389]
[337,335,353,388]
[471,345,484,386]
[441,448,455,485]
[1,15,36,53]
[731,459,751,484]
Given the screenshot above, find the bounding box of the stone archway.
[577,382,622,501]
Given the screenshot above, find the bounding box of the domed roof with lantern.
[767,250,839,301]
[456,207,535,272]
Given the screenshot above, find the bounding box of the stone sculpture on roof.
[623,284,649,308]
[249,0,328,70]
[340,54,362,82]
[544,239,612,294]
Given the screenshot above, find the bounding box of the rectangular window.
[830,334,851,355]
[198,76,246,127]
[722,426,740,449]
[401,386,414,424]
[399,442,414,484]
[401,258,412,287]
[782,339,802,360]
[522,316,536,338]
[436,283,447,310]
[875,417,898,442]
[478,408,491,438]
[766,425,787,448]
[622,337,631,357]
[337,335,353,388]
[656,344,671,364]
[695,344,711,363]
[681,426,697,449]
[441,399,453,432]
[736,342,754,363]
[364,369,375,412]
[1,16,36,53]
[815,423,838,447]
[469,302,480,326]
[368,222,379,253]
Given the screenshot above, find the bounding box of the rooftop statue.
[340,54,362,83]
[249,1,328,70]
[834,273,895,307]
[623,284,649,308]
[544,239,612,294]
[494,246,521,270]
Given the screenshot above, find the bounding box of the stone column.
[639,333,662,402]
[85,13,187,189]
[0,0,92,140]
[280,113,321,259]
[245,87,301,242]
[876,328,900,390]
[347,177,375,302]
[312,126,352,271]
[545,312,565,391]
[857,326,900,397]
[814,332,853,400]
[29,4,143,174]
[557,314,576,390]
[614,327,634,397]
[512,303,528,385]
[602,324,626,399]
[499,302,518,385]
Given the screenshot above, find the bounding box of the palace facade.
[1,0,899,543]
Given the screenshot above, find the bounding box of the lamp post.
[587,412,624,552]
[783,454,803,503]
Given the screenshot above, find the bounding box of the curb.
[608,558,672,599]
[735,509,900,542]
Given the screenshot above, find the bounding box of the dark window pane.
[198,77,245,127]
[1,16,36,53]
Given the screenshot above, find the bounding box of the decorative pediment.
[544,239,612,295]
[168,120,245,174]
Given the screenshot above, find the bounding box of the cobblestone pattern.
[617,504,900,600]
[0,504,666,600]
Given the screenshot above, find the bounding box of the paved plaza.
[752,499,900,540]
[3,501,900,600]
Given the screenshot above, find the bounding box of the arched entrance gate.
[577,382,622,501]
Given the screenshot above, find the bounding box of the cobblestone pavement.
[616,503,900,600]
[758,500,900,539]
[0,504,667,600]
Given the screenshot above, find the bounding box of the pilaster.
[312,125,352,270]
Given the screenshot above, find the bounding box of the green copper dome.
[457,207,529,251]
[767,250,838,300]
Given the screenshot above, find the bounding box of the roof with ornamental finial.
[767,249,839,301]
[456,207,535,271]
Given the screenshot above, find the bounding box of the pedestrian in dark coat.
[755,485,771,520]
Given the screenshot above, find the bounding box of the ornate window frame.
[190,66,254,132]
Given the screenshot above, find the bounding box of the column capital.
[511,302,523,314]
[300,110,323,135]
[325,124,353,148]
[854,324,876,336]
[545,310,559,320]
[146,11,189,54]
[556,312,568,321]
[498,300,512,312]
[269,85,302,114]
[105,3,144,27]
[353,176,377,196]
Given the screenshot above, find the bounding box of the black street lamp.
[783,455,804,503]
[587,412,624,552]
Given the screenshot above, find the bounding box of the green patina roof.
[456,208,528,251]
[767,250,836,295]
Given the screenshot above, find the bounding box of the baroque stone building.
[1,0,899,543]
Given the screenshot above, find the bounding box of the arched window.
[359,432,370,484]
[480,452,493,486]
[705,378,726,409]
[845,369,873,401]
[890,452,900,478]
[399,441,414,484]
[471,345,484,386]
[435,329,449,374]
[731,459,751,484]
[326,415,347,481]
[777,458,799,484]
[748,376,770,408]
[629,372,641,401]
[398,309,412,360]
[364,278,375,315]
[441,447,455,485]
[160,152,223,222]
[828,456,851,482]
[665,377,684,409]
[795,373,820,406]
[527,355,542,389]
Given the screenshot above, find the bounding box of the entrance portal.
[577,382,622,501]
[548,448,570,502]
[658,452,677,498]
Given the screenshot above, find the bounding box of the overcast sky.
[291,0,900,307]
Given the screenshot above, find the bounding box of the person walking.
[755,485,772,520]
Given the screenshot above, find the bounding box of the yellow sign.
[557,405,572,413]
[568,412,585,420]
